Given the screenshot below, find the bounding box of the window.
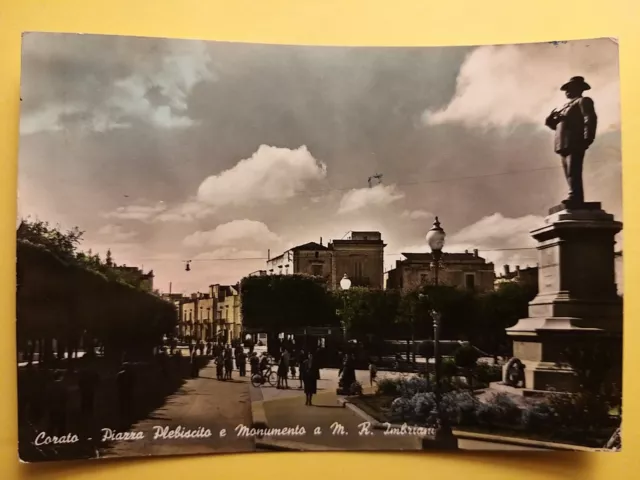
[465,273,475,290]
[355,261,363,280]
[315,251,319,258]
[311,264,323,276]
[420,273,428,284]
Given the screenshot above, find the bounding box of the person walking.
[237,349,247,377]
[302,353,319,406]
[224,345,233,380]
[277,347,290,389]
[215,351,224,380]
[297,350,306,389]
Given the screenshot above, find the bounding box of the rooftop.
[400,251,488,263]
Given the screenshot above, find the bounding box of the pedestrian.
[224,345,233,380]
[190,349,199,378]
[215,351,224,380]
[277,347,289,389]
[249,352,260,377]
[237,349,247,377]
[369,359,378,387]
[296,350,306,389]
[302,353,319,406]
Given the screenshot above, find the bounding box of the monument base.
[506,203,623,393]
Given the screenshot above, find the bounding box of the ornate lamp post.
[424,217,458,449]
[339,274,351,341]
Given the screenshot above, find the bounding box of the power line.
[138,246,538,262]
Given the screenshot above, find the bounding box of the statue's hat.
[561,76,591,91]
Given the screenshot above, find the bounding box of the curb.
[250,399,268,429]
[339,398,599,452]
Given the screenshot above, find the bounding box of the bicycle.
[251,366,277,388]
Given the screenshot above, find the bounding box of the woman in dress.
[301,353,319,406]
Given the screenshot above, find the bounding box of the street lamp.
[339,274,351,340]
[424,216,457,449]
[425,216,446,287]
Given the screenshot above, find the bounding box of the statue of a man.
[545,76,598,204]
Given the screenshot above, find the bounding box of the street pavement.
[100,359,255,458]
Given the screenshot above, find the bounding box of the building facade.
[211,284,242,342]
[266,232,386,290]
[386,249,495,293]
[495,264,539,290]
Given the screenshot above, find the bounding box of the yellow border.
[1,1,638,478]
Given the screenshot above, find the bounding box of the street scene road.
[100,360,255,458]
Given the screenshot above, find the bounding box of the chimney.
[504,265,510,276]
[516,265,521,273]
[465,249,469,254]
[320,237,323,246]
[473,249,478,257]
[267,249,271,261]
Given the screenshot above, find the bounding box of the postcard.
[16,33,622,462]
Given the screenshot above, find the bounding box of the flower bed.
[351,377,619,448]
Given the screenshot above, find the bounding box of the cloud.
[154,200,216,222]
[103,202,167,221]
[197,145,327,207]
[401,209,433,221]
[193,247,264,260]
[400,213,544,269]
[97,224,138,241]
[423,40,620,132]
[183,220,281,248]
[20,36,215,134]
[338,184,404,214]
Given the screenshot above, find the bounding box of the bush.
[397,376,431,398]
[474,363,503,386]
[376,378,401,396]
[477,392,521,426]
[547,392,612,430]
[390,397,414,420]
[350,381,364,396]
[522,402,555,433]
[412,392,436,421]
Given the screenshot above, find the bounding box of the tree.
[240,274,338,354]
[454,344,481,389]
[474,282,536,355]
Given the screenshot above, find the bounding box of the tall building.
[266,231,386,289]
[211,284,242,342]
[386,249,495,293]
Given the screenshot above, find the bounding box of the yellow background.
[1,0,639,478]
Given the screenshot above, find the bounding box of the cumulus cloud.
[197,145,327,207]
[401,209,433,221]
[338,184,404,215]
[154,200,216,222]
[400,213,544,269]
[423,40,620,132]
[97,224,138,241]
[183,220,281,248]
[20,36,215,134]
[103,202,167,221]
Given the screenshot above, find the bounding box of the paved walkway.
[100,360,255,458]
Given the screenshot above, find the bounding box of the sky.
[17,34,622,294]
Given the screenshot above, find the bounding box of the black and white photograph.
[16,33,622,462]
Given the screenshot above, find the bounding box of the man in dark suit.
[545,76,598,204]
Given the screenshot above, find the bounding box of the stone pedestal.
[506,202,623,392]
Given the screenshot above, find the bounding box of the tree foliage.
[17,218,176,362]
[240,273,338,332]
